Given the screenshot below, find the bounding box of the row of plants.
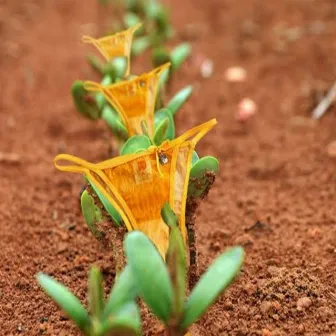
[38,1,245,334]
[38,205,244,335]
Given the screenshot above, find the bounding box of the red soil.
[1,0,336,335]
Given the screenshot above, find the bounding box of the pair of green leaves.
[152,43,191,73]
[39,204,243,335]
[37,265,140,336]
[87,55,128,79]
[124,204,244,334]
[72,80,192,144]
[125,0,173,44]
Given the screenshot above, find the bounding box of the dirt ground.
[1,0,336,335]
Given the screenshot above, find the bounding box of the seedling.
[122,0,174,48]
[124,204,244,335]
[72,79,193,143]
[152,43,192,74]
[80,134,219,244]
[37,265,141,336]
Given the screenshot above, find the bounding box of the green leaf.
[154,108,175,141]
[120,135,152,155]
[87,178,123,226]
[104,266,137,318]
[87,54,105,75]
[192,151,199,166]
[125,0,142,13]
[124,231,173,322]
[161,203,178,229]
[181,247,244,329]
[166,86,193,117]
[158,68,169,89]
[165,214,186,318]
[132,36,151,56]
[152,47,171,68]
[153,118,169,146]
[98,302,141,336]
[123,13,142,33]
[81,190,103,239]
[101,105,129,141]
[71,81,101,120]
[171,43,191,71]
[95,76,113,110]
[188,156,219,198]
[88,266,104,321]
[151,4,171,39]
[105,57,127,79]
[144,0,161,18]
[37,273,91,334]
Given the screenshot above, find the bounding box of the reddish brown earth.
[1,0,336,335]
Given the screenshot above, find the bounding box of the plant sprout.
[37,265,140,336]
[124,203,244,335]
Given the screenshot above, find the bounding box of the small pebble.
[17,324,24,332]
[262,328,272,336]
[297,297,312,310]
[200,58,214,78]
[260,301,273,314]
[0,152,21,164]
[236,98,257,122]
[225,66,247,82]
[327,140,336,158]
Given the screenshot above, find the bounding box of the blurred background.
[1,0,335,335]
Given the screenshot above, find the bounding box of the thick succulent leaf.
[87,178,123,226]
[152,5,170,39]
[104,266,137,318]
[88,266,104,320]
[124,231,173,322]
[166,86,193,117]
[188,156,219,198]
[171,43,191,71]
[132,36,151,56]
[81,190,103,239]
[101,105,128,141]
[87,54,105,75]
[152,47,171,68]
[153,118,169,146]
[144,0,161,18]
[181,247,244,329]
[192,151,199,166]
[154,108,175,141]
[158,68,170,89]
[95,76,113,110]
[37,273,91,334]
[161,204,186,317]
[120,135,152,155]
[166,226,186,319]
[98,302,141,336]
[105,57,127,79]
[123,12,142,32]
[71,81,101,120]
[163,204,186,319]
[161,203,178,229]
